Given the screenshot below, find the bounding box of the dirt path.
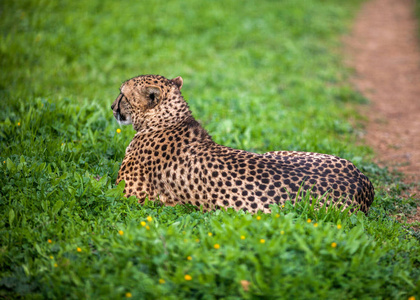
[344,0,420,219]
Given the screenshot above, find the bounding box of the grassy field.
[1,0,419,298]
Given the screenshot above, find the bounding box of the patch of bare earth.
[344,0,420,224]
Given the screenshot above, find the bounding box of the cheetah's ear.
[170,76,183,90]
[145,86,161,108]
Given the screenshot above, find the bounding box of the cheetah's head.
[111,75,187,133]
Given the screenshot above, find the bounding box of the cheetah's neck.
[128,115,214,155]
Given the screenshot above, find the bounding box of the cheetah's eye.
[121,93,130,104]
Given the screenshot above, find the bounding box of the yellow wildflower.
[256,216,261,220]
[17,122,21,126]
[125,292,132,298]
[184,274,192,281]
[331,242,337,248]
[187,256,192,260]
[314,223,318,227]
[337,224,342,229]
[214,244,220,249]
[118,230,124,236]
[275,214,280,218]
[141,221,146,227]
[408,296,415,300]
[146,226,150,230]
[54,263,58,267]
[195,239,200,243]
[260,239,266,244]
[50,256,54,259]
[241,280,251,292]
[77,247,82,252]
[159,278,165,284]
[208,232,213,236]
[116,129,121,133]
[307,218,311,223]
[147,216,153,222]
[48,239,52,244]
[240,235,246,240]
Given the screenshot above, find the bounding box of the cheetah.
[111,74,374,213]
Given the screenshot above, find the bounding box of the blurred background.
[0,0,365,155]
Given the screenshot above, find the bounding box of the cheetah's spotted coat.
[111,75,374,213]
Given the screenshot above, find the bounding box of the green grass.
[1,0,419,298]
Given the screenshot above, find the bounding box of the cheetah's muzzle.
[112,74,374,214]
[111,93,132,125]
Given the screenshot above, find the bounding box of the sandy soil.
[344,0,420,222]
